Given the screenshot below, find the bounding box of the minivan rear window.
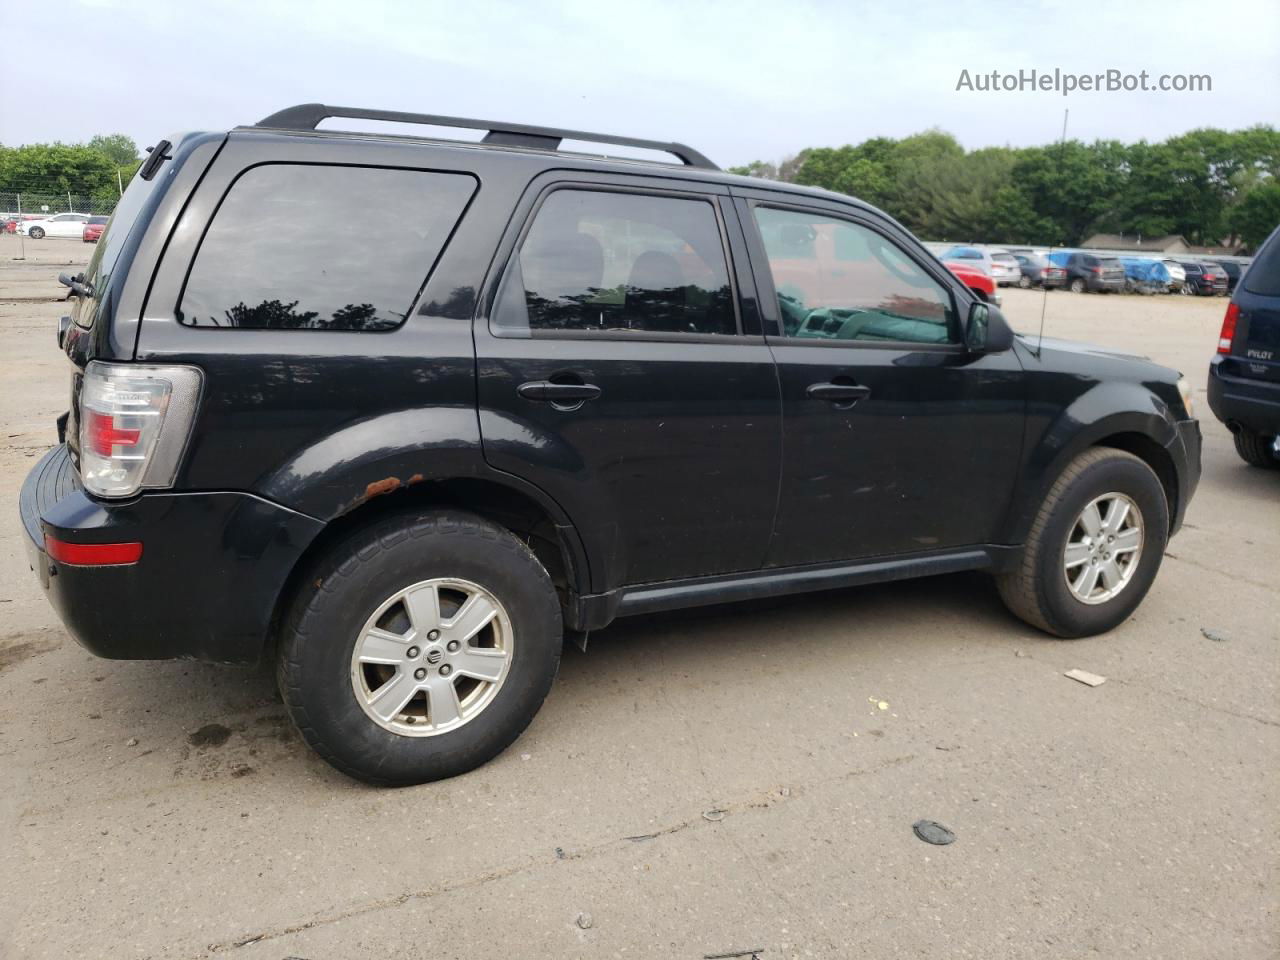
[179,165,475,330]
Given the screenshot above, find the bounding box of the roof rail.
[254,103,719,170]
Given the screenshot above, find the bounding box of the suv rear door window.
[179,164,475,330]
[753,206,956,344]
[493,189,737,337]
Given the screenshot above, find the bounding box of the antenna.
[1036,108,1069,357]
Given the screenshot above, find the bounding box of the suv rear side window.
[753,207,956,344]
[493,189,737,337]
[179,165,475,330]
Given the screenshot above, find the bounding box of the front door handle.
[517,381,602,403]
[807,382,871,404]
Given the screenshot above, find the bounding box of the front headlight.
[1176,376,1195,419]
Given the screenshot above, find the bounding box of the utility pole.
[117,168,125,197]
[68,190,74,213]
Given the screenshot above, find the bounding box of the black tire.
[1069,277,1086,293]
[28,227,44,239]
[277,509,563,785]
[997,449,1169,638]
[1233,429,1280,468]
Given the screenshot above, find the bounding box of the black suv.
[1179,260,1230,296]
[1061,253,1126,294]
[1208,226,1280,467]
[21,105,1202,785]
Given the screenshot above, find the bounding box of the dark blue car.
[1208,226,1280,467]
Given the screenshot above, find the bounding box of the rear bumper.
[1088,277,1126,292]
[1208,356,1280,436]
[21,444,324,663]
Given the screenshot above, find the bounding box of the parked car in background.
[18,212,91,239]
[1,217,17,234]
[1179,260,1229,296]
[1208,226,1280,467]
[20,104,1200,785]
[1011,252,1066,289]
[943,259,1002,305]
[1049,252,1126,293]
[1118,257,1172,295]
[1210,259,1249,294]
[82,215,109,243]
[941,246,1021,286]
[1161,259,1187,293]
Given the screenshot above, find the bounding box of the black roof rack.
[254,103,719,170]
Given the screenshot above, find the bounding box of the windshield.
[991,254,1018,266]
[73,166,162,327]
[1099,257,1122,269]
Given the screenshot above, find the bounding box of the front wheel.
[277,510,563,785]
[997,449,1168,638]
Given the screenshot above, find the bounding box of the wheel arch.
[265,474,592,663]
[1003,395,1181,546]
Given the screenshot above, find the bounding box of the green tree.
[1228,182,1280,250]
[87,134,141,167]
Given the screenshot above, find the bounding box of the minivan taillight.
[78,362,203,498]
[1218,303,1239,354]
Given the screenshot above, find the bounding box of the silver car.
[941,245,1021,286]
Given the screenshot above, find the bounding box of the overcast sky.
[3,0,1278,167]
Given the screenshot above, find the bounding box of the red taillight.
[85,409,141,456]
[44,535,142,566]
[1218,302,1239,354]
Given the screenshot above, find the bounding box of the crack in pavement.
[198,753,918,957]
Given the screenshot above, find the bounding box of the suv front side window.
[493,188,737,337]
[754,206,956,345]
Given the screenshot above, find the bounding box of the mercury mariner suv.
[21,104,1201,784]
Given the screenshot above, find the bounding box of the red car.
[944,259,1002,306]
[82,215,110,243]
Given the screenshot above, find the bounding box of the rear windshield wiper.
[58,272,94,298]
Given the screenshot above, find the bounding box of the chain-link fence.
[1,185,121,221]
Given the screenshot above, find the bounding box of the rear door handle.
[517,381,602,403]
[807,382,871,403]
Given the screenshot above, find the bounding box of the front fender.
[1002,380,1180,545]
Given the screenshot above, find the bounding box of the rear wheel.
[997,449,1168,638]
[27,227,44,239]
[1018,275,1031,289]
[1233,429,1280,468]
[1069,277,1086,293]
[277,510,563,785]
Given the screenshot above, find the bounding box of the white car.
[19,213,90,239]
[1161,259,1187,292]
[940,245,1022,286]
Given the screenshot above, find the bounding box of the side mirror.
[965,301,1014,353]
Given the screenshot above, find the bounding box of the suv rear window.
[1242,233,1279,295]
[179,165,475,330]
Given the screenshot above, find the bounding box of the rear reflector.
[1218,302,1239,354]
[45,535,143,566]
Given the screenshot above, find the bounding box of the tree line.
[729,126,1280,252]
[0,134,142,211]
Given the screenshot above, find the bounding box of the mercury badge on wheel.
[21,103,1201,785]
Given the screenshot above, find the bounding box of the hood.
[1016,333,1152,364]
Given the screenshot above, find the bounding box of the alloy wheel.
[1062,493,1144,605]
[350,577,514,737]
